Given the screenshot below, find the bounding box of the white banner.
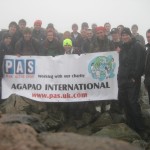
[2,52,119,102]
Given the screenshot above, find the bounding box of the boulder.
[0,114,47,132]
[91,112,113,132]
[0,94,47,114]
[0,123,49,150]
[38,132,141,150]
[94,123,141,142]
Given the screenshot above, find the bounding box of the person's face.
[72,26,78,33]
[82,26,88,31]
[96,30,105,39]
[19,23,26,31]
[80,29,87,39]
[105,24,111,32]
[23,33,32,41]
[131,27,138,34]
[9,25,17,35]
[146,32,150,44]
[63,32,71,39]
[4,37,11,45]
[121,34,131,43]
[34,24,41,31]
[92,24,97,30]
[87,30,93,39]
[64,45,72,53]
[112,33,120,41]
[47,32,54,41]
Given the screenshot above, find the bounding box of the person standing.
[15,27,40,56]
[41,31,63,56]
[110,28,122,52]
[131,24,145,46]
[104,22,112,40]
[63,39,74,54]
[0,21,21,50]
[71,24,82,55]
[118,27,146,137]
[0,33,13,99]
[95,26,114,52]
[17,19,27,38]
[32,20,46,44]
[82,29,97,53]
[144,29,150,104]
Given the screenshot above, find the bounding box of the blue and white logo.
[4,59,35,75]
[88,55,116,81]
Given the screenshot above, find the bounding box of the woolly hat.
[63,39,72,46]
[121,27,132,37]
[95,26,106,32]
[110,28,119,34]
[34,20,42,26]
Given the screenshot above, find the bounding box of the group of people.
[0,19,150,139]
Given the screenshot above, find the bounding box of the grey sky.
[0,0,149,39]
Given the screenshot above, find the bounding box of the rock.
[77,125,93,135]
[44,112,65,130]
[94,123,141,143]
[0,123,49,150]
[38,132,141,150]
[140,77,149,105]
[132,140,148,150]
[141,108,150,130]
[110,112,125,124]
[0,94,47,115]
[145,142,150,150]
[58,124,78,133]
[91,112,113,132]
[0,114,47,132]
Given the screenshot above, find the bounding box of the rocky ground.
[0,81,150,150]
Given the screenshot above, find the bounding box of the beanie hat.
[63,39,72,46]
[110,28,119,34]
[34,20,42,26]
[121,27,132,37]
[96,26,106,32]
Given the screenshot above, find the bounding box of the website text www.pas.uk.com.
[32,92,88,99]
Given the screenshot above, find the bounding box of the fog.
[0,0,149,39]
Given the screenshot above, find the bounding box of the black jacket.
[0,41,14,77]
[95,36,115,52]
[15,38,40,56]
[118,38,146,88]
[145,43,150,76]
[82,36,98,53]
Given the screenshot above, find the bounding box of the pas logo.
[88,55,116,81]
[4,59,35,74]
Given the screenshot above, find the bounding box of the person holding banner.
[144,29,150,104]
[63,39,74,54]
[118,27,147,138]
[0,33,13,98]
